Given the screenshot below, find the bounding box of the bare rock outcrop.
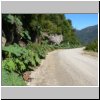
[2,36,6,47]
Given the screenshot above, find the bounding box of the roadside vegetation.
[2,14,83,85]
[85,39,98,52]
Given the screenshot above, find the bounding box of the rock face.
[42,33,63,45]
[2,36,6,47]
[48,34,63,45]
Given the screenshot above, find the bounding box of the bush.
[85,39,98,52]
[2,68,26,86]
[26,42,55,59]
[2,43,41,74]
[2,42,55,86]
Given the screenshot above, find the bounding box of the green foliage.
[28,14,79,43]
[21,30,31,40]
[2,14,81,86]
[41,20,57,34]
[26,41,55,58]
[52,42,80,49]
[27,43,45,59]
[3,14,80,45]
[2,44,41,73]
[2,14,31,43]
[2,68,26,86]
[4,14,23,34]
[85,39,98,52]
[4,14,15,24]
[2,58,16,72]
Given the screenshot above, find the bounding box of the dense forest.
[2,14,79,45]
[2,14,97,86]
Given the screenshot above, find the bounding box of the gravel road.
[28,47,98,86]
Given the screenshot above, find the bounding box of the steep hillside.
[75,25,98,44]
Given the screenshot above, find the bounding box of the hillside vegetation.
[85,39,98,52]
[2,14,80,86]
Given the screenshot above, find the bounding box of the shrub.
[26,42,52,59]
[85,39,98,52]
[2,43,41,74]
[2,68,26,86]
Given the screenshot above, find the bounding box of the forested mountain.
[75,25,98,44]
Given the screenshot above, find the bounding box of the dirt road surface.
[28,47,98,86]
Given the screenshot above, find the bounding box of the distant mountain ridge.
[75,25,98,44]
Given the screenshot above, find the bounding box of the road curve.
[28,47,98,86]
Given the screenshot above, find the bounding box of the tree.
[2,14,79,45]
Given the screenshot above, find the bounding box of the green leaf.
[35,53,41,64]
[15,59,26,71]
[31,59,36,66]
[6,59,16,71]
[24,30,31,40]
[7,14,15,24]
[24,60,29,64]
[20,62,26,71]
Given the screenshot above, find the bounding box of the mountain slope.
[75,25,98,44]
